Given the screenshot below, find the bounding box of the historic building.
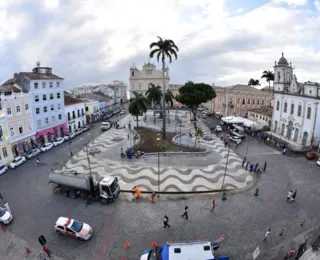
[64,92,86,133]
[0,100,14,164]
[270,53,320,151]
[12,62,67,145]
[212,85,273,117]
[129,61,169,98]
[248,106,273,128]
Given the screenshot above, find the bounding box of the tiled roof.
[64,94,85,106]
[228,84,262,92]
[20,72,63,80]
[2,78,16,86]
[79,93,112,102]
[0,84,22,93]
[248,106,273,117]
[261,86,272,92]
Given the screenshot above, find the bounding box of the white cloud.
[315,1,320,12]
[235,8,244,13]
[272,0,308,6]
[43,0,60,10]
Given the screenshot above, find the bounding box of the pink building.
[211,85,273,117]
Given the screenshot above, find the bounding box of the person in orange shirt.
[133,186,141,199]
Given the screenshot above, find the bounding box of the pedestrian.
[263,161,267,172]
[254,163,259,172]
[151,192,156,203]
[163,215,170,228]
[39,251,47,260]
[210,200,216,212]
[291,189,297,201]
[250,164,253,172]
[127,133,129,140]
[267,137,270,144]
[282,147,286,155]
[275,140,277,147]
[36,157,40,166]
[4,202,11,214]
[181,206,189,219]
[286,190,293,203]
[245,161,249,170]
[43,247,51,258]
[242,157,246,167]
[263,229,271,241]
[224,140,227,147]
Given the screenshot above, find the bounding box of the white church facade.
[271,53,320,151]
[129,62,169,98]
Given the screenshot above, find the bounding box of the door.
[293,128,299,142]
[302,132,308,146]
[281,123,285,136]
[286,121,293,139]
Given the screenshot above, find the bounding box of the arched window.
[302,132,308,146]
[276,101,280,111]
[306,107,311,119]
[293,128,299,142]
[284,102,287,113]
[274,120,278,132]
[297,105,302,116]
[131,71,134,77]
[290,103,294,114]
[281,123,285,136]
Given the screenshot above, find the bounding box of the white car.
[0,164,8,176]
[215,126,223,132]
[53,137,64,146]
[317,158,320,167]
[0,207,13,224]
[9,156,26,169]
[54,217,93,241]
[25,148,41,159]
[230,136,241,144]
[120,110,125,115]
[40,143,53,152]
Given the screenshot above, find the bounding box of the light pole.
[68,140,73,158]
[85,143,92,177]
[221,140,231,189]
[156,136,161,196]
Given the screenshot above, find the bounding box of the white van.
[101,122,110,131]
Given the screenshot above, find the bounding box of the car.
[67,132,76,139]
[317,158,320,166]
[0,164,8,176]
[202,115,207,119]
[63,134,70,141]
[40,143,53,152]
[74,129,83,136]
[53,137,64,146]
[101,122,111,131]
[207,112,214,116]
[306,151,317,160]
[198,108,204,111]
[215,126,223,132]
[25,148,41,159]
[54,217,93,241]
[82,125,90,131]
[0,207,13,224]
[230,136,241,144]
[9,156,26,169]
[120,110,125,115]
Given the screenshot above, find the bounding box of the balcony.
[10,131,35,143]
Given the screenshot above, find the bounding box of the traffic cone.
[0,225,6,232]
[25,247,31,254]
[199,236,203,241]
[279,229,284,236]
[151,240,157,247]
[301,220,305,226]
[124,241,131,249]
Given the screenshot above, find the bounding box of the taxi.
[54,217,93,240]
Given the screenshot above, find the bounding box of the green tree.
[149,36,179,139]
[195,127,203,148]
[165,89,174,107]
[248,78,261,86]
[175,81,216,121]
[261,70,275,94]
[145,83,162,123]
[129,91,148,128]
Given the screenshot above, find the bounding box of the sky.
[0,0,320,89]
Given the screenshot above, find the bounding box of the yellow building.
[247,106,273,128]
[0,116,14,165]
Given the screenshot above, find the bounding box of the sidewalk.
[0,228,66,260]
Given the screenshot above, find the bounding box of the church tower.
[273,53,293,92]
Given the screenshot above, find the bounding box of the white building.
[64,92,86,133]
[270,53,320,151]
[129,61,169,98]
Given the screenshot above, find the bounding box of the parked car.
[306,152,317,160]
[120,110,125,115]
[54,217,93,240]
[53,137,64,147]
[202,115,207,119]
[74,129,83,136]
[9,156,26,169]
[215,126,223,132]
[317,158,320,166]
[68,132,76,139]
[63,135,70,141]
[0,207,13,224]
[230,136,241,144]
[40,143,53,152]
[0,164,8,176]
[25,148,41,159]
[82,125,91,131]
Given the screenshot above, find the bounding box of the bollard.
[254,188,259,197]
[221,192,227,201]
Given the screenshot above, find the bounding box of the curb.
[120,189,231,194]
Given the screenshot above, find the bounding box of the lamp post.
[85,143,92,177]
[221,140,231,189]
[68,140,73,158]
[156,136,161,196]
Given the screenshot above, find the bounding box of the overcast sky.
[0,0,320,89]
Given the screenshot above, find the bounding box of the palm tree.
[261,70,275,94]
[129,91,148,128]
[165,89,174,108]
[145,83,162,123]
[149,36,179,139]
[248,78,261,87]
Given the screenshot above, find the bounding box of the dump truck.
[48,170,120,204]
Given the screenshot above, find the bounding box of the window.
[25,103,29,111]
[44,106,48,112]
[284,102,287,113]
[262,100,265,106]
[139,85,141,90]
[51,105,54,111]
[34,82,38,89]
[42,82,46,88]
[37,120,41,127]
[86,107,88,112]
[297,105,302,116]
[248,99,250,105]
[16,105,21,114]
[257,100,260,105]
[18,124,23,134]
[57,92,61,99]
[45,118,49,124]
[81,108,84,115]
[310,90,312,94]
[77,110,80,117]
[57,82,60,88]
[28,122,32,131]
[43,94,47,101]
[35,95,39,102]
[237,99,240,104]
[67,112,71,121]
[131,71,134,77]
[276,101,280,111]
[242,99,245,105]
[274,121,278,132]
[2,148,8,158]
[52,116,56,122]
[290,104,294,114]
[58,104,61,109]
[50,93,54,100]
[58,114,62,120]
[36,108,40,114]
[10,127,15,137]
[7,107,12,115]
[306,107,311,119]
[278,72,281,81]
[50,82,53,88]
[253,100,255,105]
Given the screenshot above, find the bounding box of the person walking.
[151,192,156,204]
[181,206,189,219]
[43,247,51,258]
[242,157,246,167]
[210,200,216,212]
[263,229,271,241]
[263,161,267,172]
[245,161,249,171]
[250,164,253,172]
[291,190,297,201]
[163,215,170,228]
[36,157,40,166]
[287,191,293,203]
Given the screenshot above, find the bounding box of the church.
[271,53,320,151]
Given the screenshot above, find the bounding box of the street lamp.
[156,136,161,196]
[85,143,92,177]
[221,140,231,189]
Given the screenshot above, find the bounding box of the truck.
[101,122,111,131]
[140,240,215,260]
[48,170,120,204]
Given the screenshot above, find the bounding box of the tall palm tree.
[149,36,179,139]
[248,78,261,87]
[261,70,275,95]
[129,91,148,128]
[145,83,162,123]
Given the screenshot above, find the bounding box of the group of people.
[163,206,189,228]
[286,190,298,203]
[242,157,266,173]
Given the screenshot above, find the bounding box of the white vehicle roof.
[101,122,110,125]
[167,240,214,260]
[101,176,116,186]
[55,217,74,228]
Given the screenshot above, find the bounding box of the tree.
[149,36,179,139]
[145,83,162,123]
[261,70,275,93]
[248,78,261,86]
[176,81,216,121]
[129,91,148,128]
[195,127,203,148]
[165,89,174,107]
